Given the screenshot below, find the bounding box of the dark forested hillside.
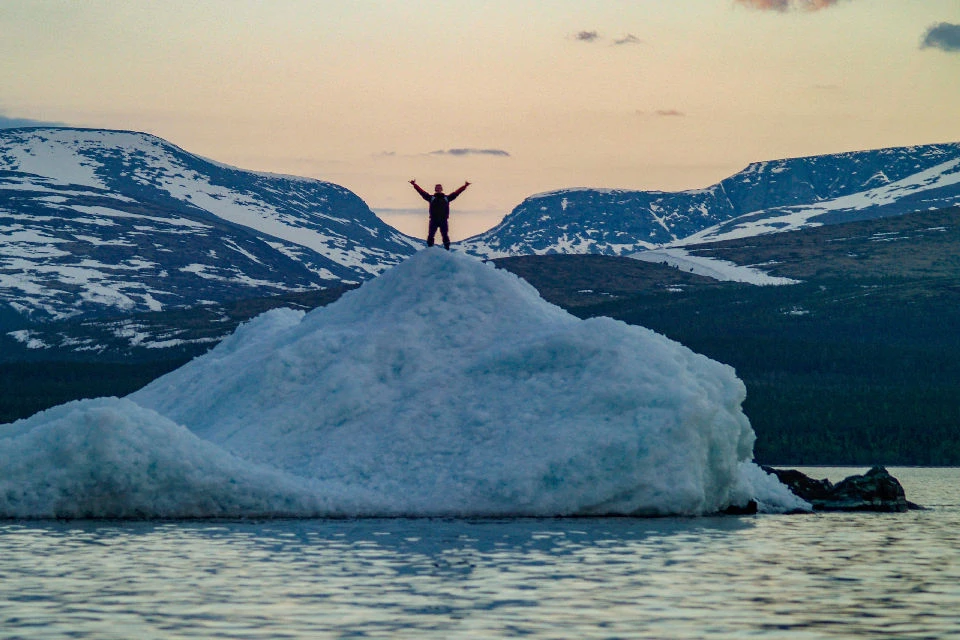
[495,207,960,465]
[0,286,356,423]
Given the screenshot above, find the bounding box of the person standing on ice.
[409,179,470,250]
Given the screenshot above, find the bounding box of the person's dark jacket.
[413,184,467,220]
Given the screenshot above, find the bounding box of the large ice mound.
[0,249,807,518]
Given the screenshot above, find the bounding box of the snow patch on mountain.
[632,248,800,285]
[682,156,960,245]
[1,129,108,189]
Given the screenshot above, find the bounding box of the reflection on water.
[1,468,959,639]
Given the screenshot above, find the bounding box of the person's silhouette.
[410,179,470,250]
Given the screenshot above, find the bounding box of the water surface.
[1,467,957,639]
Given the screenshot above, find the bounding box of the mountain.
[461,143,960,257]
[0,127,420,324]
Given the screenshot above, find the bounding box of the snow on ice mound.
[0,398,339,518]
[0,249,807,518]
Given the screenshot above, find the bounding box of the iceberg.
[0,249,807,518]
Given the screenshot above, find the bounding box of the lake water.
[1,467,958,639]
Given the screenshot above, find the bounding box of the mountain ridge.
[5,127,960,324]
[0,127,419,322]
[461,142,960,257]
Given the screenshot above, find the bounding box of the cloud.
[637,109,687,118]
[0,114,66,129]
[734,0,845,11]
[572,31,643,46]
[614,34,643,46]
[921,22,960,52]
[429,148,511,158]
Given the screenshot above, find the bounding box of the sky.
[2,0,959,240]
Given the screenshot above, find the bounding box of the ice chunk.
[0,398,355,518]
[131,249,784,516]
[2,249,802,518]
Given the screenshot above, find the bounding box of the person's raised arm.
[409,179,431,201]
[448,180,471,201]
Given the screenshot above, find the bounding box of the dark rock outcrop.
[721,500,759,515]
[762,465,922,512]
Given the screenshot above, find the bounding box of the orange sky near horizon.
[2,0,959,239]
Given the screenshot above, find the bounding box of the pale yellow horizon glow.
[2,1,959,239]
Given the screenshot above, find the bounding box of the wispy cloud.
[429,148,511,158]
[614,34,643,46]
[637,109,687,118]
[573,31,643,46]
[735,0,845,12]
[0,114,66,129]
[921,22,960,53]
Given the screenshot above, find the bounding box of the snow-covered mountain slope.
[0,127,419,322]
[460,187,734,257]
[680,152,960,245]
[461,143,960,257]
